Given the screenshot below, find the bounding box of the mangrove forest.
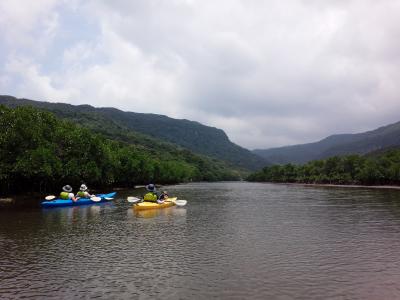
[247,150,400,186]
[0,105,240,194]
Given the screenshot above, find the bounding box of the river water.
[1,182,400,299]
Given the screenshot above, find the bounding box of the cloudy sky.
[1,0,400,149]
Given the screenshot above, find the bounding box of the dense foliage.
[0,105,240,194]
[247,151,400,186]
[0,95,268,170]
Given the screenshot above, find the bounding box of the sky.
[1,0,400,150]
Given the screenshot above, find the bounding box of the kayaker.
[60,185,77,202]
[158,191,169,203]
[143,184,159,202]
[76,184,94,199]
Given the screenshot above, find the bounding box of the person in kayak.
[143,184,159,202]
[60,185,77,202]
[76,184,94,199]
[158,191,169,203]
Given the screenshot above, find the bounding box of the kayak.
[134,197,177,211]
[41,192,117,208]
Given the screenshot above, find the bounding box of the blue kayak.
[41,192,117,208]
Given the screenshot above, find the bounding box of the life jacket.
[143,192,158,202]
[60,191,70,200]
[77,191,87,198]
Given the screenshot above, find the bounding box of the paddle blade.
[91,197,102,202]
[127,196,141,203]
[45,195,56,201]
[105,197,114,201]
[174,199,187,207]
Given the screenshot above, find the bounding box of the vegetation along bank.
[247,150,400,186]
[0,105,241,195]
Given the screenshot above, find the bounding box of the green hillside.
[0,95,268,170]
[0,105,241,194]
[254,121,400,164]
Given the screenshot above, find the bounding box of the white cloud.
[4,56,70,101]
[0,0,59,50]
[1,0,400,149]
[58,27,187,115]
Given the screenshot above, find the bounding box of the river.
[1,182,400,299]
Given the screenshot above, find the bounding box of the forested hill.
[0,105,243,194]
[253,121,400,164]
[0,95,268,171]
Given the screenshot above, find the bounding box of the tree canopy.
[0,105,241,194]
[247,151,400,186]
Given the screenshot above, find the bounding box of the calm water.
[1,182,400,299]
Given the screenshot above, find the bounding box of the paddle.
[91,196,102,202]
[91,193,115,202]
[127,196,142,204]
[174,199,187,207]
[166,198,187,207]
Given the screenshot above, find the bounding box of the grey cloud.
[1,0,400,149]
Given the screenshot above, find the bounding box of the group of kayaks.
[41,193,186,210]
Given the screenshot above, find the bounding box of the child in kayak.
[158,191,169,203]
[60,185,77,202]
[76,184,95,199]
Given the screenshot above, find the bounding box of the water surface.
[1,182,400,299]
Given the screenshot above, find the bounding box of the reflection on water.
[1,183,400,299]
[129,206,187,219]
[42,202,114,226]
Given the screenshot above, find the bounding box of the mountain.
[253,121,400,164]
[0,95,268,170]
[364,145,400,158]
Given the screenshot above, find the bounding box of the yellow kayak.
[133,197,177,211]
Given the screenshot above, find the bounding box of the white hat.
[80,184,88,191]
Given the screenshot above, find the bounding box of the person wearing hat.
[143,184,159,203]
[76,184,94,199]
[60,185,77,202]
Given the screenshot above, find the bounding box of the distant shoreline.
[277,182,400,190]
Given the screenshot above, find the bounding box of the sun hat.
[62,185,72,192]
[146,184,156,192]
[80,184,88,191]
